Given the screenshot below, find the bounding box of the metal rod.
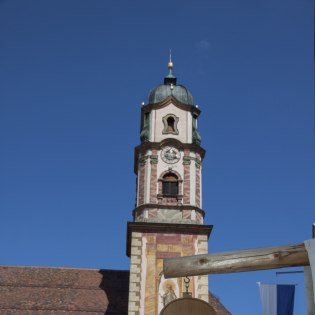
[276,271,304,275]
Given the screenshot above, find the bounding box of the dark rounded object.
[148,84,193,105]
[160,297,217,315]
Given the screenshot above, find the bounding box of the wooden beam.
[163,243,309,278]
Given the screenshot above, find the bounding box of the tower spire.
[168,49,173,70]
[164,49,177,85]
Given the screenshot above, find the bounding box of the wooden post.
[163,243,309,278]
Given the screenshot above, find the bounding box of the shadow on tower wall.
[99,269,130,315]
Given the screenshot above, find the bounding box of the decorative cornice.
[134,141,205,174]
[141,96,201,116]
[139,156,148,166]
[183,156,191,165]
[150,155,158,164]
[195,159,201,169]
[126,221,213,257]
[182,155,202,167]
[132,204,205,218]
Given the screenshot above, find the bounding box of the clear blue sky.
[0,1,313,314]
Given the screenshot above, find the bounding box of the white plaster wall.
[150,110,156,142]
[153,104,192,143]
[137,162,140,207]
[187,111,192,143]
[144,150,152,203]
[190,152,196,206]
[199,164,202,208]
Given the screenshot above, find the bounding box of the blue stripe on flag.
[277,285,295,315]
[258,283,295,315]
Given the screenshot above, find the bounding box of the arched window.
[162,114,179,135]
[162,173,178,196]
[166,116,175,133]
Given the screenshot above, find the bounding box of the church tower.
[127,57,213,315]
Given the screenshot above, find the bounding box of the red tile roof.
[208,291,232,315]
[0,266,129,315]
[0,266,230,314]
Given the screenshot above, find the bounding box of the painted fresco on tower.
[158,275,179,312]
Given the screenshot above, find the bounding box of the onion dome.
[148,56,193,105]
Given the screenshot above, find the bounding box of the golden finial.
[168,49,173,69]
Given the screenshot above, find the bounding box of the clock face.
[161,146,181,164]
